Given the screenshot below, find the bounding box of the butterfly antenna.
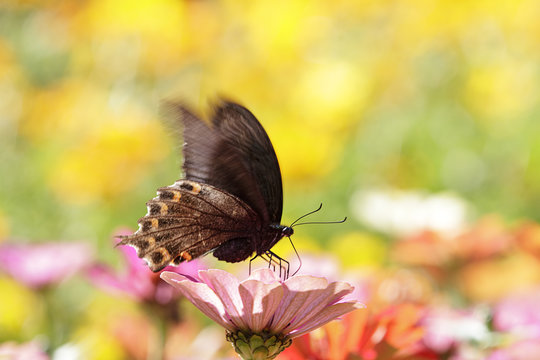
[291,216,347,227]
[289,236,302,277]
[290,203,323,227]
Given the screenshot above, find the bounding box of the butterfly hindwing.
[118,180,259,272]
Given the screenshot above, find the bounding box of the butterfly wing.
[211,102,284,223]
[167,102,283,223]
[118,180,259,272]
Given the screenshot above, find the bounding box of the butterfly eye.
[282,227,293,237]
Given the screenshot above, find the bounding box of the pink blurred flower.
[0,241,93,289]
[88,232,205,305]
[493,289,540,339]
[0,341,49,360]
[488,339,540,360]
[161,268,363,360]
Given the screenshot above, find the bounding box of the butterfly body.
[119,101,290,272]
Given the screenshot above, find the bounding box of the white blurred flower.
[52,343,81,360]
[422,307,491,353]
[351,188,469,237]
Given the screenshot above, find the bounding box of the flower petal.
[160,271,234,331]
[198,269,248,329]
[285,281,355,332]
[269,276,330,332]
[247,268,280,283]
[239,279,284,332]
[289,302,365,338]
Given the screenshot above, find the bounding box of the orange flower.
[281,304,436,360]
[515,222,540,261]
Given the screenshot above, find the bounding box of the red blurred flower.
[281,304,436,360]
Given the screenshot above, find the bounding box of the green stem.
[146,310,167,360]
[41,287,64,354]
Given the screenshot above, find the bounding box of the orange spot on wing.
[180,251,192,261]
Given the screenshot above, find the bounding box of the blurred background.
[1,0,540,359]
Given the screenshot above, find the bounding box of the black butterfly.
[119,101,293,272]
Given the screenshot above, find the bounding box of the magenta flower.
[0,241,93,289]
[88,231,205,305]
[161,268,364,360]
[0,341,49,360]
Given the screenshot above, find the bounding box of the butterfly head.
[281,226,294,238]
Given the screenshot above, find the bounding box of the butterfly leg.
[249,254,270,275]
[260,252,280,274]
[265,251,289,280]
[250,252,289,279]
[266,252,276,272]
[249,255,256,275]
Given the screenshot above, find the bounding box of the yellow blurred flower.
[273,120,339,181]
[75,330,125,360]
[464,61,538,122]
[22,80,112,144]
[293,61,370,130]
[332,231,387,269]
[48,114,168,204]
[75,294,140,359]
[271,233,322,257]
[74,0,187,76]
[0,277,41,338]
[242,0,314,60]
[459,251,540,302]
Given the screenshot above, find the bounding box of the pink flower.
[88,231,205,305]
[161,268,363,360]
[0,341,49,360]
[488,339,540,360]
[493,289,540,339]
[0,241,93,289]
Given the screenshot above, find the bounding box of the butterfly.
[119,101,294,273]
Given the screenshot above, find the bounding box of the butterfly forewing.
[212,103,284,223]
[168,101,283,224]
[119,180,259,272]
